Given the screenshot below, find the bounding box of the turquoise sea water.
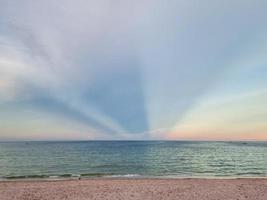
[0,141,266,179]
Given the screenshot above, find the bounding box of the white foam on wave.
[49,176,59,178]
[108,174,141,178]
[71,174,81,177]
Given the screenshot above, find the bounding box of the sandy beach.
[0,178,266,200]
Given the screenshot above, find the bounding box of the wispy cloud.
[0,0,267,140]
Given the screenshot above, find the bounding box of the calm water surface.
[0,141,266,179]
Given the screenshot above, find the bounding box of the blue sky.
[0,0,267,140]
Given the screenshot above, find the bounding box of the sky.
[0,0,267,141]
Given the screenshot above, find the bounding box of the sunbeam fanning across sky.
[0,0,267,141]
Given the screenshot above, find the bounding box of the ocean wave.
[2,173,142,180]
[4,175,49,179]
[108,174,141,178]
[1,173,266,180]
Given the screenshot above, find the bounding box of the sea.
[0,141,266,179]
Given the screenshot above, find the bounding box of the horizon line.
[0,139,266,143]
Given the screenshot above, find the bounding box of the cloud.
[0,0,149,137]
[0,0,267,140]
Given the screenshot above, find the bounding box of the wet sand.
[0,178,266,200]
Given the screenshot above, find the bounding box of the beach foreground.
[0,178,266,200]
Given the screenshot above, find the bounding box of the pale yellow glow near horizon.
[167,90,267,141]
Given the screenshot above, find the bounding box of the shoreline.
[1,178,266,200]
[1,175,267,182]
